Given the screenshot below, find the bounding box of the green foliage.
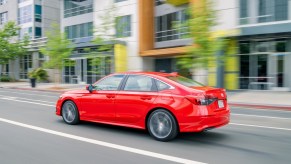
[87,4,116,74]
[0,21,29,65]
[0,75,15,82]
[40,23,73,70]
[177,0,228,69]
[28,68,49,82]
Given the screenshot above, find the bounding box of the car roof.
[114,72,178,77]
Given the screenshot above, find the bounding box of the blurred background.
[0,0,291,91]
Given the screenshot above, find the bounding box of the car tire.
[61,100,80,125]
[147,109,178,141]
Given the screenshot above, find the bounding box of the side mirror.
[86,84,94,93]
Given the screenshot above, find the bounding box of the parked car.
[56,72,230,141]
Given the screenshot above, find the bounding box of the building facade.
[237,0,291,91]
[1,0,291,91]
[0,0,60,80]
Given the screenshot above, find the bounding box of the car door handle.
[106,95,115,98]
[140,96,152,100]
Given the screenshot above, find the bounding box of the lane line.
[0,97,54,107]
[0,95,55,104]
[0,117,205,164]
[230,123,291,131]
[0,88,60,94]
[231,113,291,120]
[231,107,291,113]
[0,91,57,98]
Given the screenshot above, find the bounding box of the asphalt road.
[0,88,291,164]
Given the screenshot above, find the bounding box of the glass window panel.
[156,80,171,91]
[18,5,32,24]
[35,27,42,38]
[239,42,250,54]
[116,15,131,38]
[95,75,125,91]
[64,0,93,18]
[124,75,156,91]
[275,0,288,21]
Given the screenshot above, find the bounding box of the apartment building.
[0,0,60,80]
[61,0,145,84]
[139,0,291,91]
[2,0,291,91]
[237,0,291,91]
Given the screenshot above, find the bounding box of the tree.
[0,21,28,70]
[177,0,227,74]
[87,4,118,75]
[40,24,74,83]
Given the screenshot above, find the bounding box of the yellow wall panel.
[224,73,239,90]
[225,55,239,72]
[114,44,127,72]
[208,73,216,87]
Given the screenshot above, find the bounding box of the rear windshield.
[167,76,204,87]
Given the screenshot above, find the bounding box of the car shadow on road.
[57,119,231,143]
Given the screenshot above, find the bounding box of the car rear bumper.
[179,109,230,132]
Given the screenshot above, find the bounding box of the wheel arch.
[60,99,79,116]
[145,107,180,133]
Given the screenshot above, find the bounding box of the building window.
[115,0,127,2]
[274,0,288,21]
[35,5,42,22]
[0,64,9,76]
[19,54,32,79]
[65,22,93,40]
[0,12,7,25]
[86,57,113,84]
[18,5,32,24]
[18,0,29,3]
[0,0,7,5]
[239,42,250,54]
[116,15,131,38]
[35,27,42,38]
[155,0,165,6]
[258,0,288,23]
[64,0,93,18]
[19,27,32,39]
[155,10,189,42]
[239,0,248,25]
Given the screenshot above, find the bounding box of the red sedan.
[56,72,230,141]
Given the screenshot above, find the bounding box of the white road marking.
[230,123,291,131]
[0,95,55,104]
[0,97,54,107]
[0,90,57,98]
[231,113,291,120]
[0,117,206,164]
[231,107,291,113]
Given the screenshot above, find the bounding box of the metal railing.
[64,4,93,18]
[155,27,189,42]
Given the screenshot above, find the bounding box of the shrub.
[28,68,49,82]
[0,76,15,82]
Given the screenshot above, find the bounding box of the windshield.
[167,76,204,87]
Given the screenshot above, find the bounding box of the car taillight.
[185,95,217,105]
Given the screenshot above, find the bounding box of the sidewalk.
[1,82,291,110]
[0,82,86,92]
[227,90,291,110]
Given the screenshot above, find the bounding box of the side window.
[124,75,156,92]
[156,80,171,91]
[94,75,124,91]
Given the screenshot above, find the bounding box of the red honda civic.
[56,72,230,141]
